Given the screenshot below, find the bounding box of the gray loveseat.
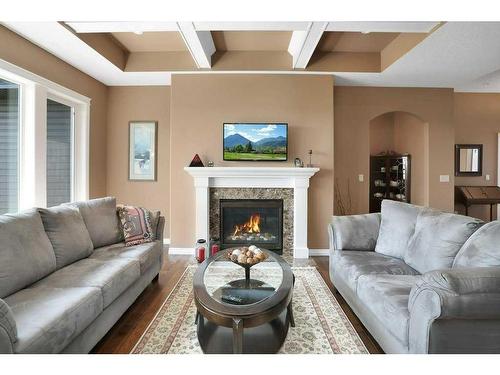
[0,197,165,354]
[328,200,500,354]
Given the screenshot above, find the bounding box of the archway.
[369,111,429,209]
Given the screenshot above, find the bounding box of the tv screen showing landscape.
[223,123,288,161]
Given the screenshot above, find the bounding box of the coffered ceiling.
[3,21,500,92]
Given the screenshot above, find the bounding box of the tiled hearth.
[184,167,319,258]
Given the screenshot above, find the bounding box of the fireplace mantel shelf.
[184,167,319,178]
[184,166,320,259]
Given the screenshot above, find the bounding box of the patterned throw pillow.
[117,205,154,247]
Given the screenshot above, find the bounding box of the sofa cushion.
[90,241,162,274]
[38,205,94,269]
[4,286,102,353]
[331,250,419,294]
[331,213,381,250]
[65,197,122,248]
[0,209,56,298]
[32,258,140,308]
[453,221,500,268]
[357,274,420,346]
[375,200,422,259]
[404,209,483,274]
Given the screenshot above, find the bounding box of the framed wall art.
[128,121,158,181]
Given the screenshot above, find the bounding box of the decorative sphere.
[232,249,241,257]
[248,245,258,252]
[246,250,253,258]
[237,254,247,264]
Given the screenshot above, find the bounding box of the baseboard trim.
[168,247,194,255]
[309,249,329,256]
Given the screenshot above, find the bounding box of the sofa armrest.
[156,215,165,242]
[0,298,16,353]
[408,268,500,353]
[328,213,381,252]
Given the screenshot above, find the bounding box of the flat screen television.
[223,123,288,161]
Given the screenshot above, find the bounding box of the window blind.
[46,98,73,207]
[0,78,19,214]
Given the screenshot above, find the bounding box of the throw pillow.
[38,205,94,269]
[64,197,123,248]
[404,209,483,274]
[117,205,155,246]
[375,200,423,259]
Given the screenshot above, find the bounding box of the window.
[46,99,73,207]
[0,60,89,212]
[0,78,19,214]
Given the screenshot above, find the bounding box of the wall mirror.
[455,144,483,176]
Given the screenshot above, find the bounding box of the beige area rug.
[131,265,368,354]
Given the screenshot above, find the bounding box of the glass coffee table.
[193,248,294,354]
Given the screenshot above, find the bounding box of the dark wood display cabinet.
[369,153,411,213]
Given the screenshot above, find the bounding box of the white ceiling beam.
[288,22,328,69]
[193,22,309,31]
[177,22,215,69]
[65,22,178,33]
[326,22,440,33]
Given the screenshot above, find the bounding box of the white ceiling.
[3,21,500,91]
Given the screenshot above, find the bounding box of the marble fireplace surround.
[209,188,294,257]
[184,167,320,258]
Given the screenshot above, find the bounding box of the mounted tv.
[223,123,288,161]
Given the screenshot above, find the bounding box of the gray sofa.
[0,197,165,354]
[328,199,500,354]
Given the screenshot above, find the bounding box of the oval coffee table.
[193,248,294,354]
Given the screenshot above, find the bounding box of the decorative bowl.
[226,245,268,268]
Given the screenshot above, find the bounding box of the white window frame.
[0,58,90,210]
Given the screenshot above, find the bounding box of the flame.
[233,214,261,236]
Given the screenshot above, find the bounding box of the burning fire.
[233,214,261,236]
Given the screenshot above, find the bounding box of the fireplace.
[219,199,283,253]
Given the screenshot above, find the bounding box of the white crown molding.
[326,21,440,33]
[65,21,178,33]
[193,22,310,31]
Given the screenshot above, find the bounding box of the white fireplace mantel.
[184,167,320,258]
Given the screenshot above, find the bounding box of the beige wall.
[0,25,108,197]
[393,112,429,206]
[370,112,394,155]
[170,74,334,249]
[335,86,454,215]
[106,86,171,237]
[454,93,500,220]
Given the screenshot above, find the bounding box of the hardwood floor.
[91,249,383,354]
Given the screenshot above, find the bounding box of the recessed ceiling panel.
[318,32,399,53]
[211,31,292,51]
[111,31,187,52]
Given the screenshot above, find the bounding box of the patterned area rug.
[131,266,368,354]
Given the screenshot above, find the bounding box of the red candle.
[211,243,219,256]
[197,247,205,263]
